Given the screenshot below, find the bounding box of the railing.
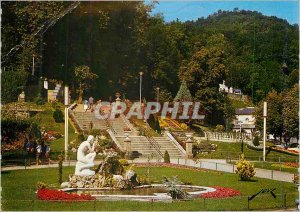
[68,109,83,132]
[107,129,124,152]
[120,113,135,132]
[166,131,186,156]
[145,132,163,158]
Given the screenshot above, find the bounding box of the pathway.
[1,158,295,183]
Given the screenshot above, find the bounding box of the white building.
[233,107,256,134]
[219,80,242,95]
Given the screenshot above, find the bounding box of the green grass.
[1,166,298,211]
[252,162,298,174]
[195,141,298,163]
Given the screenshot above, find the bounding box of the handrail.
[120,113,135,132]
[144,131,163,158]
[99,110,116,134]
[107,129,124,152]
[166,131,186,156]
[68,109,83,132]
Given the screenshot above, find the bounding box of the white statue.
[75,135,97,176]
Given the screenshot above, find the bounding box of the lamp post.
[263,101,267,161]
[156,87,160,112]
[239,121,244,153]
[64,86,69,161]
[139,72,143,106]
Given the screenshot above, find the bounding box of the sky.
[150,1,299,24]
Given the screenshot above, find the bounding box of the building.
[233,107,256,134]
[218,80,242,95]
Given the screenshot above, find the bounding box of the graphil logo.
[94,102,205,120]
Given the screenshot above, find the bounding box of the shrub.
[58,154,64,184]
[155,118,161,134]
[119,159,129,166]
[147,114,156,130]
[35,95,45,105]
[88,129,101,136]
[215,125,225,132]
[162,176,188,199]
[180,123,188,130]
[36,181,47,190]
[164,151,170,163]
[235,154,256,181]
[252,136,260,147]
[53,109,64,123]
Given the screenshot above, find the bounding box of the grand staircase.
[72,111,107,131]
[70,104,185,158]
[115,135,184,158]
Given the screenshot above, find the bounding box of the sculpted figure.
[75,135,97,175]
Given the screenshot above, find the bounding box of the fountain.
[61,134,216,202]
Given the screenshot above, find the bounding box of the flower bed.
[271,162,299,169]
[271,146,299,156]
[133,162,217,173]
[199,186,240,198]
[37,188,95,201]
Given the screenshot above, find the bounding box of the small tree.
[58,154,64,184]
[164,151,170,163]
[174,80,193,102]
[252,136,260,147]
[53,108,64,123]
[235,154,256,181]
[155,118,161,134]
[215,125,225,132]
[74,65,98,104]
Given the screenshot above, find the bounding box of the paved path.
[1,158,295,183]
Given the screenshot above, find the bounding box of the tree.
[164,150,170,163]
[282,84,299,144]
[174,80,192,102]
[252,136,260,147]
[1,2,70,72]
[1,69,28,103]
[223,98,235,130]
[74,65,98,103]
[255,90,284,142]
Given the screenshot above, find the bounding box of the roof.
[233,124,255,129]
[235,107,255,115]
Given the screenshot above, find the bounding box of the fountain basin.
[63,184,216,202]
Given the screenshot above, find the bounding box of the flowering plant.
[200,186,240,198]
[37,188,95,201]
[271,146,299,155]
[123,126,131,131]
[235,154,256,181]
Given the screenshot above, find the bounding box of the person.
[45,142,51,164]
[89,96,94,112]
[83,99,88,112]
[36,142,42,165]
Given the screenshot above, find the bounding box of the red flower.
[37,189,95,201]
[200,186,241,198]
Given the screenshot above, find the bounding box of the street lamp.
[156,87,160,112]
[263,101,267,161]
[238,121,244,153]
[139,72,143,106]
[64,85,69,161]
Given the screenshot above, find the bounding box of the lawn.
[195,141,298,163]
[1,166,298,211]
[252,162,298,174]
